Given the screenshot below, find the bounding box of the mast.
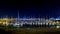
[17,11,19,24]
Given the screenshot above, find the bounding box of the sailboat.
[13,11,20,27]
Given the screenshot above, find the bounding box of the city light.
[0,12,60,29]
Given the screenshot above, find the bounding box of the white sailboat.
[13,11,20,27]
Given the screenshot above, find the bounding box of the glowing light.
[56,26,59,28]
[2,20,8,25]
[56,21,59,24]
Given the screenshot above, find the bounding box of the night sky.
[0,1,60,18]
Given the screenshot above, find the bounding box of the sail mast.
[18,10,19,23]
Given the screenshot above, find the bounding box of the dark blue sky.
[0,1,60,18]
